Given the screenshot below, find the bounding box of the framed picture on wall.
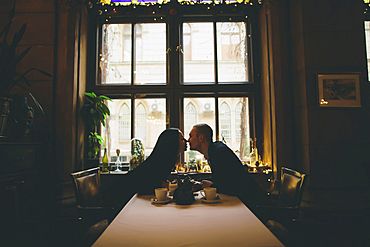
[317,73,361,108]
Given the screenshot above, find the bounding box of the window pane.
[135,23,166,85]
[101,24,132,84]
[135,98,166,156]
[218,97,250,160]
[216,22,248,83]
[184,97,216,162]
[119,103,131,141]
[183,22,215,84]
[102,99,132,162]
[101,98,166,162]
[219,102,231,141]
[365,21,370,80]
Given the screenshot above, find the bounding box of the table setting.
[150,186,222,205]
[92,173,284,247]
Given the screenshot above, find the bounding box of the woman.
[104,128,187,211]
[128,128,187,195]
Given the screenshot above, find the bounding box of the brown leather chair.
[257,167,308,226]
[71,167,115,245]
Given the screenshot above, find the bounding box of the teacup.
[168,183,178,196]
[201,187,217,200]
[155,188,168,201]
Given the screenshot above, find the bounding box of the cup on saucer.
[155,188,168,201]
[201,187,217,200]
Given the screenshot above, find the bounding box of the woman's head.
[177,130,188,154]
[148,128,187,160]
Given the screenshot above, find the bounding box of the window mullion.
[213,21,218,84]
[215,94,219,141]
[131,95,135,139]
[131,22,135,85]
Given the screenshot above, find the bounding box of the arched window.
[135,103,146,140]
[219,102,231,141]
[123,25,132,62]
[119,103,130,141]
[185,102,197,138]
[235,102,243,140]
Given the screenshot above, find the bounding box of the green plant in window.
[130,138,144,170]
[87,132,104,159]
[80,92,112,159]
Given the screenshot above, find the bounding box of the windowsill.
[100,167,272,175]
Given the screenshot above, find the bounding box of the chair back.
[277,167,307,208]
[71,167,103,207]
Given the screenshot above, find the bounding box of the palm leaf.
[0,3,15,42]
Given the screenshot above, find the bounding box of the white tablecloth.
[92,193,284,247]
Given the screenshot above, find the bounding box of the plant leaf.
[99,95,112,101]
[23,68,53,78]
[11,23,27,49]
[0,3,15,42]
[2,47,31,76]
[84,92,94,97]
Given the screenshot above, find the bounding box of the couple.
[107,124,270,219]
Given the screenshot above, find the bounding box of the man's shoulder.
[209,141,232,153]
[210,141,226,147]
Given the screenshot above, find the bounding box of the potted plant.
[80,92,112,168]
[0,4,53,138]
[129,138,144,171]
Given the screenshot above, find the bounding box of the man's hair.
[193,123,213,142]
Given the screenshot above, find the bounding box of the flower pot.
[8,95,35,140]
[0,96,11,137]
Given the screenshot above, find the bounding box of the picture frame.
[317,73,361,108]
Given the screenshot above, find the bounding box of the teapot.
[173,174,194,205]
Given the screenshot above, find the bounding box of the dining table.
[92,192,284,247]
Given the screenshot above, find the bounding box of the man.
[188,123,270,218]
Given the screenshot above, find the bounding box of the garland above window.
[365,0,370,15]
[83,0,264,19]
[100,0,264,6]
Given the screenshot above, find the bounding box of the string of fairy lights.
[365,0,370,15]
[80,0,264,20]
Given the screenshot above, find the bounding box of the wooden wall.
[0,0,86,187]
[259,0,370,210]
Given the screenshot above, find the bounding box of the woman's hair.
[129,128,181,195]
[106,128,182,202]
[146,128,180,161]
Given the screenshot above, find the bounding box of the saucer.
[151,197,172,204]
[201,195,221,204]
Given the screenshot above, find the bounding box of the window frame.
[86,5,261,155]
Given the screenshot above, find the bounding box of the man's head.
[188,123,213,153]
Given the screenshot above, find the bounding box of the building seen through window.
[93,6,256,165]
